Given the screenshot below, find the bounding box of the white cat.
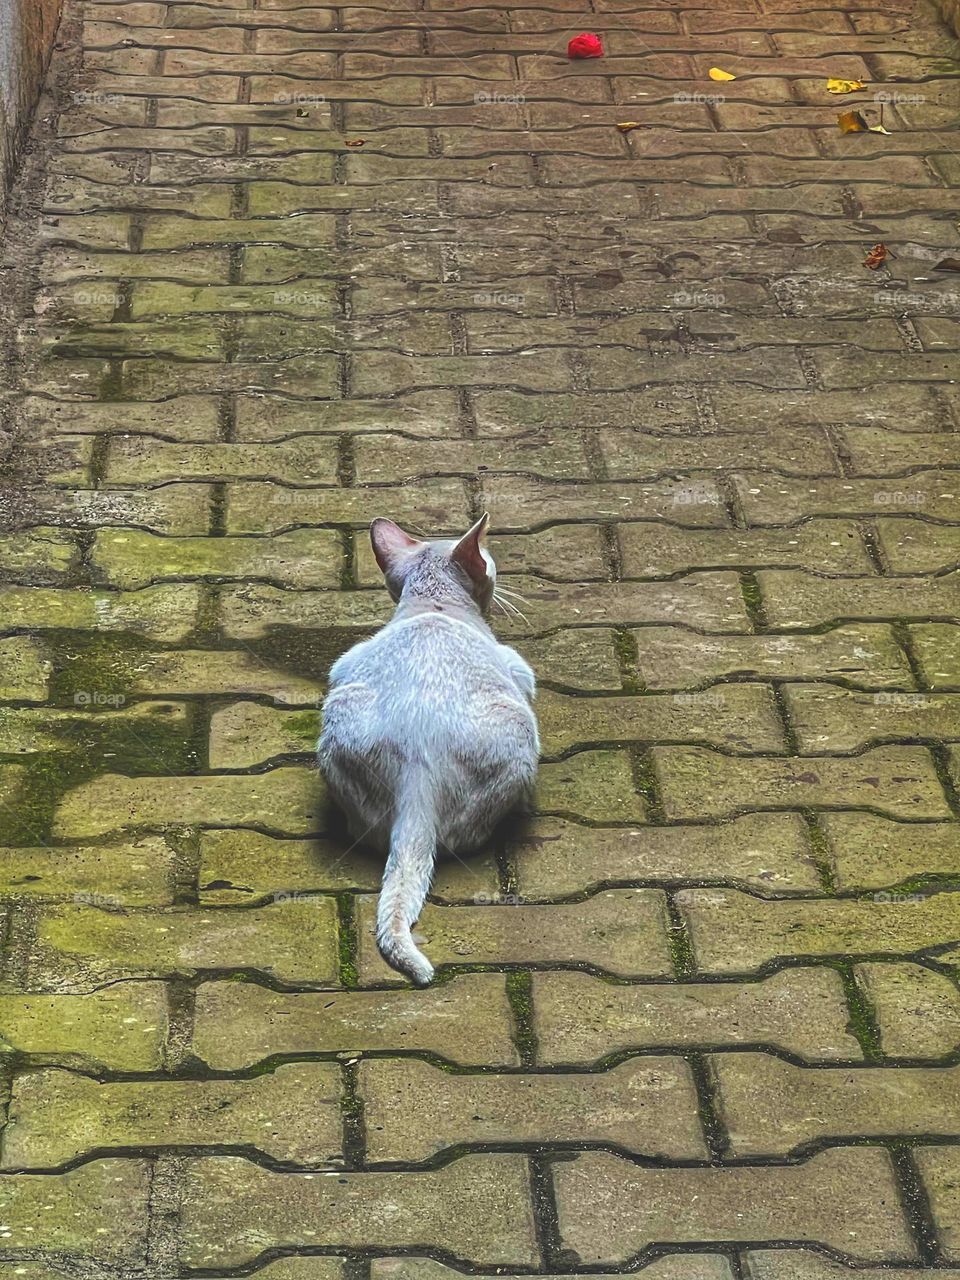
[318,514,539,985]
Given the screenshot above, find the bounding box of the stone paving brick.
[0,985,168,1070]
[842,427,960,474]
[33,898,339,988]
[0,700,189,758]
[856,962,960,1058]
[116,650,323,704]
[2,1063,342,1168]
[352,432,592,484]
[179,1155,538,1268]
[0,637,50,702]
[633,624,913,690]
[914,1147,960,1261]
[53,766,321,838]
[371,1263,735,1280]
[463,575,752,633]
[554,1149,914,1264]
[360,1057,708,1161]
[232,392,461,441]
[540,685,786,755]
[0,529,79,584]
[619,520,873,576]
[785,684,960,752]
[225,476,470,534]
[536,750,645,822]
[733,472,960,523]
[0,837,174,904]
[0,1160,151,1261]
[198,1264,345,1280]
[512,812,822,898]
[17,393,222,441]
[14,483,215,535]
[679,888,960,974]
[355,890,674,982]
[756,570,960,627]
[209,702,319,769]
[92,528,341,590]
[218,586,389,640]
[713,1053,960,1156]
[485,475,729,528]
[514,629,622,691]
[875,520,960,574]
[103,437,340,486]
[742,1254,960,1280]
[193,975,519,1068]
[532,968,860,1064]
[0,585,203,641]
[821,813,960,891]
[911,623,960,688]
[653,745,951,821]
[198,829,500,905]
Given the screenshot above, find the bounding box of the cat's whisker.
[493,591,530,625]
[493,585,530,603]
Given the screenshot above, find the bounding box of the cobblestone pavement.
[1,0,960,1273]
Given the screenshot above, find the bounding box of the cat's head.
[370,513,496,613]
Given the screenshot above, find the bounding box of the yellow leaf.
[708,67,736,81]
[838,109,868,132]
[838,109,889,134]
[615,121,642,133]
[827,77,866,93]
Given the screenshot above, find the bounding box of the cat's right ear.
[370,518,422,574]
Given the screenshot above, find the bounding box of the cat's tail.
[376,762,437,986]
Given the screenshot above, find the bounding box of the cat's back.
[332,610,513,698]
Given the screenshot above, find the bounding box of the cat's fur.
[318,514,539,985]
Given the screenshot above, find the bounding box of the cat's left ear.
[371,518,423,574]
[451,512,490,585]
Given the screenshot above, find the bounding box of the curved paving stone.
[742,1253,960,1280]
[678,888,960,974]
[371,1262,734,1280]
[855,963,960,1059]
[33,898,340,988]
[0,1160,150,1261]
[784,684,960,753]
[652,745,952,820]
[554,1148,914,1265]
[355,889,674,982]
[0,836,175,904]
[821,813,960,891]
[914,1147,960,1262]
[1,1063,342,1168]
[179,1155,539,1268]
[715,1053,960,1155]
[197,828,499,904]
[537,685,786,755]
[531,968,860,1064]
[360,1057,708,1161]
[192,975,519,1069]
[53,766,323,837]
[511,813,822,897]
[0,985,168,1071]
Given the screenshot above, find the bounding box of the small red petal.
[567,32,604,59]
